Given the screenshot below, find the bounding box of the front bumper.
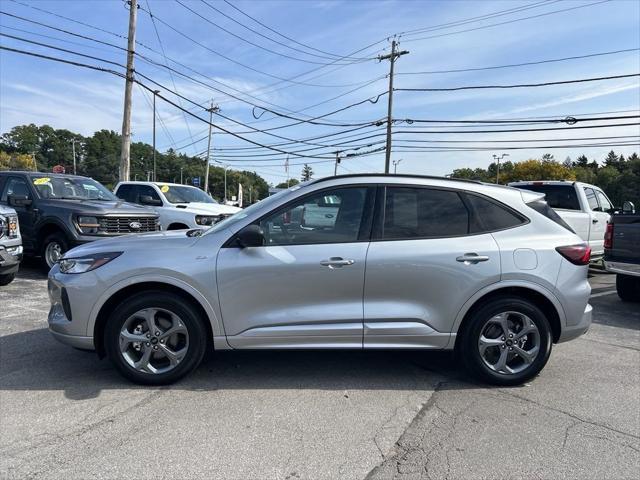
[558,303,592,343]
[0,245,22,275]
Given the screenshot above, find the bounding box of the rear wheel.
[0,273,16,286]
[458,297,552,386]
[104,291,207,385]
[41,232,69,271]
[616,274,640,302]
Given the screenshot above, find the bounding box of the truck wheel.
[616,274,640,302]
[0,273,16,286]
[104,291,207,385]
[458,297,552,386]
[41,232,69,271]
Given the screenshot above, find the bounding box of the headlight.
[195,215,217,226]
[8,215,18,238]
[59,252,122,274]
[76,216,100,235]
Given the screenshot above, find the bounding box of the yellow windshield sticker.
[33,177,51,185]
[160,185,169,193]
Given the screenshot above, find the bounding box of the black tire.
[616,274,640,302]
[458,296,553,386]
[104,291,207,385]
[0,273,16,286]
[41,231,69,271]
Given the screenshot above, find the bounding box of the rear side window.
[584,187,599,211]
[527,200,575,233]
[116,184,137,203]
[383,187,469,239]
[464,194,526,233]
[516,184,580,210]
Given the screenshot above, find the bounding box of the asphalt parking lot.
[0,264,638,480]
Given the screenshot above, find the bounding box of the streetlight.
[70,138,77,175]
[492,153,509,184]
[392,158,403,174]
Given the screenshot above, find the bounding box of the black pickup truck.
[0,171,159,270]
[604,201,640,301]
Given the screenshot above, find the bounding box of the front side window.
[259,187,368,245]
[584,187,599,211]
[137,185,162,202]
[383,187,469,239]
[1,177,31,202]
[595,190,612,212]
[116,184,137,203]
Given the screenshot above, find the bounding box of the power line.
[391,141,640,152]
[396,73,640,92]
[394,123,640,135]
[396,114,640,125]
[396,48,640,76]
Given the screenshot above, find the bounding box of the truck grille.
[98,216,158,234]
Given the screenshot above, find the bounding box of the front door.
[583,187,609,256]
[217,186,374,349]
[0,176,36,251]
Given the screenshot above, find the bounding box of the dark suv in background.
[0,172,159,269]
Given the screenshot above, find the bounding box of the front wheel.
[41,232,69,271]
[0,273,16,286]
[104,291,207,385]
[458,297,552,386]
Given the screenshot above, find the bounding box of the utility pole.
[119,0,138,182]
[152,89,159,181]
[492,153,509,184]
[71,139,77,175]
[31,152,37,172]
[180,167,183,184]
[378,39,409,174]
[203,101,219,193]
[224,165,229,202]
[334,151,341,176]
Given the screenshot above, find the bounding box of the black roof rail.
[308,173,483,186]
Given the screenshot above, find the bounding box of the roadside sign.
[192,177,200,187]
[52,165,65,174]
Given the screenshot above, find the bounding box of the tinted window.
[30,176,116,201]
[1,177,31,202]
[465,194,525,232]
[596,190,612,212]
[137,185,161,202]
[584,187,599,211]
[116,184,137,203]
[260,187,368,245]
[383,187,468,239]
[515,184,580,210]
[527,200,574,232]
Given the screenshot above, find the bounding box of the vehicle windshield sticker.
[160,185,169,193]
[33,177,51,185]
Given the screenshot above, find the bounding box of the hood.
[63,229,200,258]
[173,202,242,215]
[0,205,17,216]
[39,198,156,215]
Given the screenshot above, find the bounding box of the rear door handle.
[320,257,355,269]
[456,253,490,264]
[592,218,599,224]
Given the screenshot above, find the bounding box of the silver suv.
[48,175,592,386]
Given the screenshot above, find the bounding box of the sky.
[1,0,639,185]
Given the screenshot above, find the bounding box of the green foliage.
[301,164,313,181]
[1,124,271,201]
[275,179,299,189]
[450,153,640,208]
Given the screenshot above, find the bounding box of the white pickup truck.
[114,181,241,230]
[508,180,613,260]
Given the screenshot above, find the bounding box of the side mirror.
[8,194,32,207]
[236,224,264,248]
[622,201,635,214]
[139,195,163,206]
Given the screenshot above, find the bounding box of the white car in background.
[508,180,613,260]
[114,181,241,230]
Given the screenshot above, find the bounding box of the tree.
[276,178,299,189]
[506,159,575,183]
[575,155,589,167]
[0,151,36,170]
[301,164,313,181]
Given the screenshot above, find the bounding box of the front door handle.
[320,257,355,269]
[592,218,599,224]
[456,253,490,264]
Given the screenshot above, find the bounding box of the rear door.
[363,186,515,349]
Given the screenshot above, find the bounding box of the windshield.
[32,176,116,201]
[159,184,218,204]
[205,187,297,234]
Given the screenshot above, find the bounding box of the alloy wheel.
[45,242,63,268]
[478,311,540,375]
[119,308,189,374]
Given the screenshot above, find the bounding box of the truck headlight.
[76,216,100,235]
[59,252,122,274]
[8,215,18,238]
[195,215,217,226]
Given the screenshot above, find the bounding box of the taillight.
[556,244,591,266]
[604,222,614,249]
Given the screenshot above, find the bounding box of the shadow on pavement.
[0,327,476,400]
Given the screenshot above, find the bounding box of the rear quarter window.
[464,193,527,233]
[527,200,575,233]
